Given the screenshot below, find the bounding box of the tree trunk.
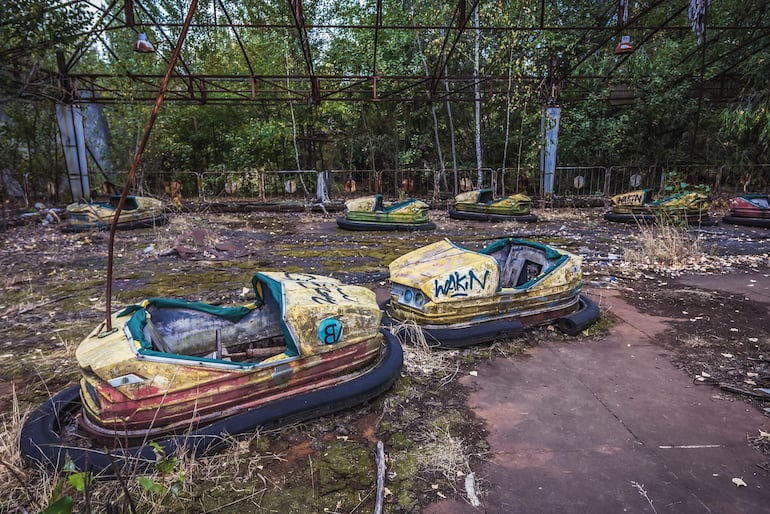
[502,45,514,196]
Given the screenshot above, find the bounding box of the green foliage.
[40,456,93,514]
[662,169,711,195]
[2,0,770,199]
[40,495,74,514]
[139,441,185,500]
[38,444,184,513]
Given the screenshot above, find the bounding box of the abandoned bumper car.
[336,194,436,231]
[449,189,538,222]
[383,238,600,347]
[62,195,167,232]
[21,272,403,473]
[603,189,714,225]
[722,194,770,228]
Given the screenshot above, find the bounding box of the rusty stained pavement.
[424,273,770,514]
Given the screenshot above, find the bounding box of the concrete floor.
[424,285,769,513]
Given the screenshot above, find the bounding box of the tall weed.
[624,221,703,267]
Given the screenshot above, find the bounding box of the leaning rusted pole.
[105,0,198,330]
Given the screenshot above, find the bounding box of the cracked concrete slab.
[677,270,770,307]
[424,288,769,513]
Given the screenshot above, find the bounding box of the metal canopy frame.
[2,0,769,106]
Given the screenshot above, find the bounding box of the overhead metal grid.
[0,1,767,105]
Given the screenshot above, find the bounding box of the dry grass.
[415,422,487,506]
[388,320,460,385]
[149,215,197,256]
[624,222,703,268]
[416,425,471,481]
[0,386,58,513]
[387,320,491,504]
[679,334,714,348]
[0,387,274,513]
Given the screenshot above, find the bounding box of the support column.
[55,103,89,201]
[540,105,561,197]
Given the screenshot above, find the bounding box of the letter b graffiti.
[318,318,344,344]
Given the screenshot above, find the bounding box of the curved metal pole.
[105,0,198,330]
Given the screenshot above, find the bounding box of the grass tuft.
[0,386,57,513]
[388,320,460,383]
[624,221,703,268]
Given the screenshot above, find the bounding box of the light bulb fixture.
[614,35,634,55]
[134,33,155,53]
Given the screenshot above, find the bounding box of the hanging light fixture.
[614,0,634,54]
[614,35,634,54]
[134,33,155,53]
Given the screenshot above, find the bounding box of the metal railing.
[12,163,767,207]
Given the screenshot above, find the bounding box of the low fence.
[4,163,769,206]
[146,165,765,203]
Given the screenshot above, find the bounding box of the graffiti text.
[614,191,644,205]
[311,286,355,305]
[434,269,491,298]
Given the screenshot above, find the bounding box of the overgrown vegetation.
[0,327,503,513]
[1,1,769,205]
[624,221,704,269]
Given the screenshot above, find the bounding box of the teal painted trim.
[125,307,151,349]
[119,298,254,322]
[252,272,301,357]
[480,237,562,260]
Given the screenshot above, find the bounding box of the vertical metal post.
[540,105,561,197]
[55,103,90,201]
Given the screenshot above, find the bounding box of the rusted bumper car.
[62,195,167,232]
[449,189,538,222]
[383,238,599,347]
[21,272,403,473]
[336,195,435,231]
[603,189,714,225]
[722,194,770,228]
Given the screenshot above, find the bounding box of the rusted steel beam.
[18,65,744,104]
[105,0,198,330]
[288,0,320,103]
[428,0,480,99]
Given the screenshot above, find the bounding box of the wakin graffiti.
[434,269,491,298]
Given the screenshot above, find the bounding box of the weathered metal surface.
[454,189,532,216]
[343,195,431,224]
[728,194,770,218]
[387,238,582,328]
[609,188,710,215]
[75,272,385,441]
[63,195,166,231]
